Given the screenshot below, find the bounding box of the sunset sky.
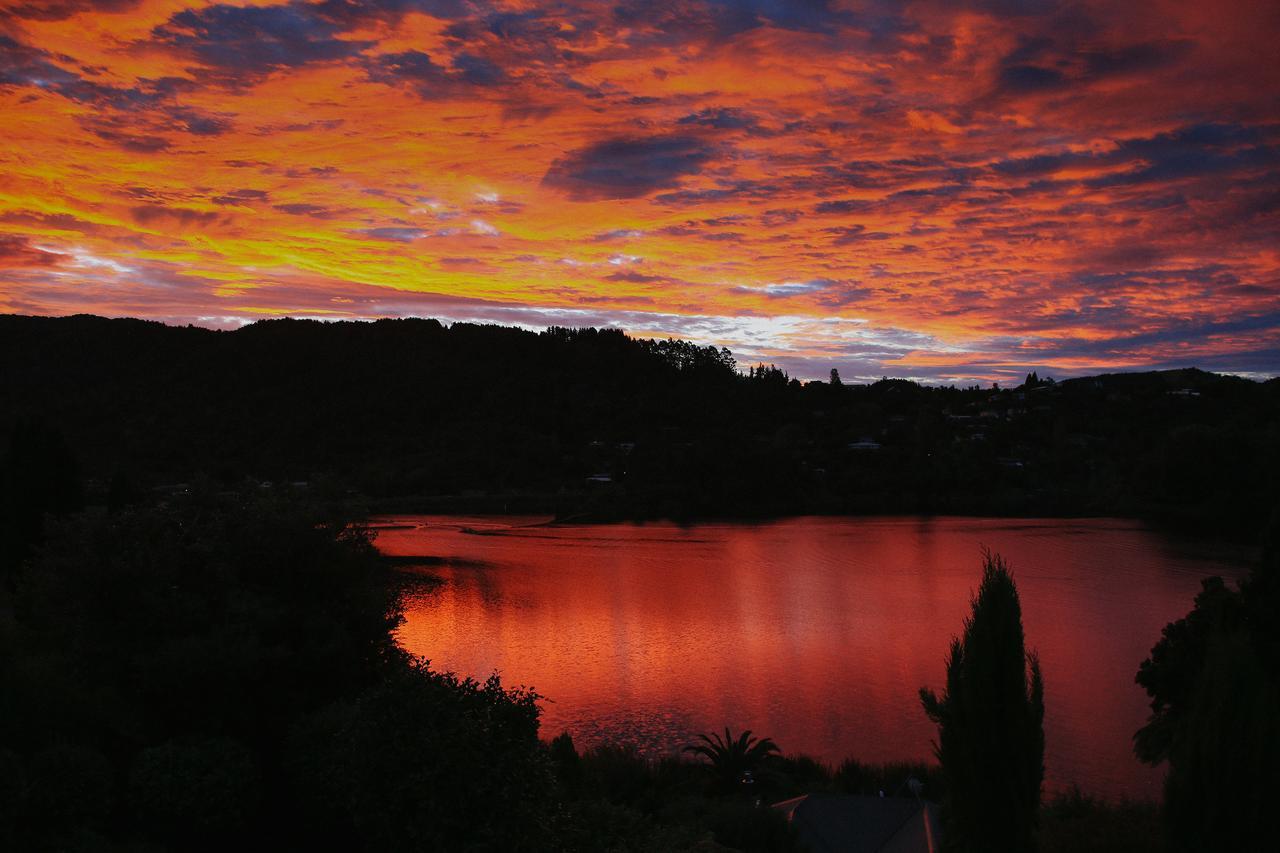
[2,0,1277,382]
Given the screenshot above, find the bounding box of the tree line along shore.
[2,313,1277,535]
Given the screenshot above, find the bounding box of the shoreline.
[364,493,1267,549]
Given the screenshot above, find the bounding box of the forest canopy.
[2,314,1276,531]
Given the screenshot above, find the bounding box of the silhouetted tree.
[1134,512,1280,851]
[921,553,1045,853]
[288,663,556,851]
[1133,576,1241,765]
[550,731,584,793]
[830,368,842,386]
[683,728,780,793]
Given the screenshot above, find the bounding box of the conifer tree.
[920,552,1045,853]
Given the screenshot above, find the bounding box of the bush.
[287,662,555,852]
[833,758,944,800]
[579,743,663,807]
[25,743,114,828]
[129,736,261,843]
[1039,788,1162,853]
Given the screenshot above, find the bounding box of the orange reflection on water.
[380,516,1249,800]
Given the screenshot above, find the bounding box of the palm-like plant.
[683,728,780,791]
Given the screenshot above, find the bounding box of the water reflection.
[378,516,1249,800]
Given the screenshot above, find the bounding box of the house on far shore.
[772,793,941,853]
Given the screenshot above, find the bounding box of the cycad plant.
[683,728,780,793]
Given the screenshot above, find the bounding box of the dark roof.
[772,794,940,853]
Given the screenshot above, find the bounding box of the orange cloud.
[1,0,1277,381]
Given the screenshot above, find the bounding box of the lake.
[374,515,1251,800]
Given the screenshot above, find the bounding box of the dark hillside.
[2,314,1276,532]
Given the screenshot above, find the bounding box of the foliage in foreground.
[1038,788,1162,853]
[5,486,1254,853]
[682,728,781,793]
[921,552,1045,853]
[552,736,946,853]
[0,492,811,852]
[1134,512,1280,852]
[0,493,554,852]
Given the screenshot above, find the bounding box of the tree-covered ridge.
[2,313,1277,532]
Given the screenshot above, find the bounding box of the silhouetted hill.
[2,314,1277,532]
[1058,366,1255,393]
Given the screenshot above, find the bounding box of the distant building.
[772,793,941,853]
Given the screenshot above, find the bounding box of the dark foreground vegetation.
[921,554,1045,853]
[0,488,925,851]
[2,478,1274,850]
[1132,510,1280,853]
[2,313,1278,534]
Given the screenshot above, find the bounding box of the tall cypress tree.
[920,552,1045,853]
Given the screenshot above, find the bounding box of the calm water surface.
[376,515,1250,800]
